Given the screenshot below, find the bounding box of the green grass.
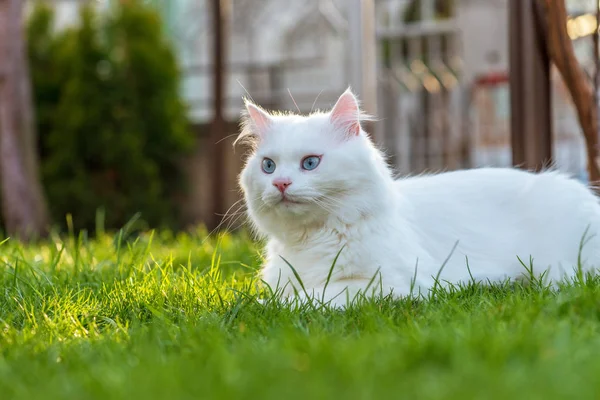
[1,228,600,400]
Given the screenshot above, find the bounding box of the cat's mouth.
[280,196,303,205]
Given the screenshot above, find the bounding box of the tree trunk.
[0,0,49,240]
[15,1,49,232]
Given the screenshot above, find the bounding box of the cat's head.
[237,89,391,237]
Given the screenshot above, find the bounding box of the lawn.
[1,227,600,400]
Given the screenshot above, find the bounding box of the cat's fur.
[237,88,600,307]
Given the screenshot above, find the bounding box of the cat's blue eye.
[301,156,321,171]
[262,158,276,174]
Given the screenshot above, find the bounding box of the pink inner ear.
[330,90,361,136]
[246,103,272,136]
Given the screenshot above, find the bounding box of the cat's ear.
[330,88,361,137]
[245,101,272,134]
[237,99,273,144]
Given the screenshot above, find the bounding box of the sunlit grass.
[1,227,600,399]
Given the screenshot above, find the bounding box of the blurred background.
[0,0,597,238]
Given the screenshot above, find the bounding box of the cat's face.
[238,89,384,234]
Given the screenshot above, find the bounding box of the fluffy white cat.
[237,88,600,307]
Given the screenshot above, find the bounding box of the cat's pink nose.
[273,178,292,194]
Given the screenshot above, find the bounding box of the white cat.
[237,88,600,307]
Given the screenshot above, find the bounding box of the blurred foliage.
[403,0,454,22]
[381,0,455,67]
[27,1,193,233]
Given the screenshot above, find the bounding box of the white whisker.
[202,194,261,243]
[288,88,301,113]
[310,89,324,114]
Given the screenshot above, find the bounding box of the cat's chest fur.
[260,201,425,296]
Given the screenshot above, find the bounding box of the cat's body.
[237,89,600,306]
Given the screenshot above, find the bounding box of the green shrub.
[27,1,193,233]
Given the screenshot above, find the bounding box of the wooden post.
[535,0,600,188]
[209,0,229,230]
[595,0,600,147]
[509,0,552,171]
[347,0,378,139]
